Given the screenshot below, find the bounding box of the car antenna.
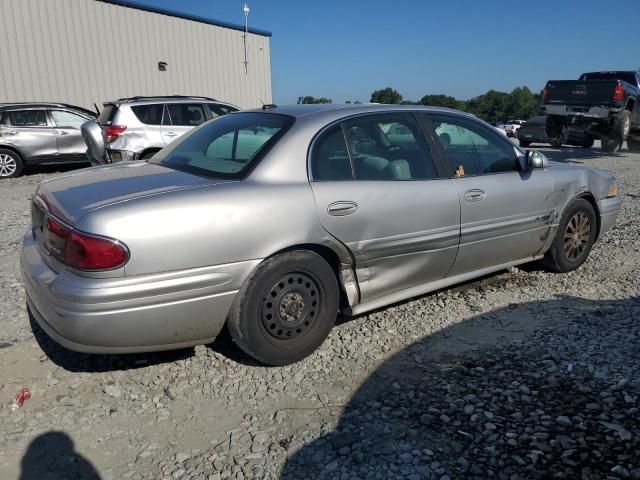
[93,103,100,116]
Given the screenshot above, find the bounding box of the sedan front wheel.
[542,198,597,273]
[227,250,339,366]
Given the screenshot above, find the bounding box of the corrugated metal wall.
[0,0,272,109]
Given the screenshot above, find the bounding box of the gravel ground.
[0,145,638,480]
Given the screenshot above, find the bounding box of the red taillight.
[542,84,549,102]
[65,231,128,270]
[105,124,127,143]
[613,82,625,102]
[45,216,128,270]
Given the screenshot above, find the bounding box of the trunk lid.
[545,80,618,106]
[34,161,223,225]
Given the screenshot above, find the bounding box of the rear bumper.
[597,196,622,237]
[544,104,620,120]
[21,230,259,354]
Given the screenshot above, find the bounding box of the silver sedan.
[21,105,622,365]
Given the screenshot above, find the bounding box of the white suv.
[83,96,239,164]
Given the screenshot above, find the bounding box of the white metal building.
[0,0,272,109]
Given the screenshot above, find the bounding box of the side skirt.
[344,255,544,316]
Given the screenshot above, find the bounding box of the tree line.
[297,86,542,122]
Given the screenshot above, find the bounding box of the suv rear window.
[97,104,117,126]
[131,104,164,125]
[151,112,294,179]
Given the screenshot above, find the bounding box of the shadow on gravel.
[29,309,194,373]
[540,147,623,164]
[20,431,101,480]
[281,295,640,480]
[22,162,91,177]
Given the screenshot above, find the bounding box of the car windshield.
[151,112,294,179]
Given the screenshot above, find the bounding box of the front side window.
[8,110,47,127]
[51,110,88,129]
[432,116,518,176]
[166,103,207,126]
[151,112,293,179]
[131,104,163,125]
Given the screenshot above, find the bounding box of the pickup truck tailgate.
[546,80,616,105]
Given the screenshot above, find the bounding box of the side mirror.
[526,150,545,169]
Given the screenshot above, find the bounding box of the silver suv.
[0,103,96,178]
[84,96,239,164]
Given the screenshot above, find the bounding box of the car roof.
[0,102,94,113]
[244,103,476,120]
[106,96,237,108]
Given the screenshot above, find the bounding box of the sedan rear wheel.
[542,198,596,273]
[0,149,24,178]
[227,250,338,366]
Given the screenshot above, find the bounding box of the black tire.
[627,137,640,152]
[227,250,339,366]
[519,139,530,148]
[545,115,564,138]
[581,136,595,148]
[550,135,563,148]
[601,138,619,153]
[0,148,24,178]
[139,150,159,160]
[614,110,632,142]
[541,198,597,273]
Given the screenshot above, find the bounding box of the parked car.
[82,95,239,164]
[542,70,640,152]
[22,104,621,365]
[504,119,526,137]
[517,116,594,148]
[0,103,96,178]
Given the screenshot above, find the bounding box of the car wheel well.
[575,192,601,240]
[0,145,25,163]
[269,244,350,309]
[138,148,161,160]
[625,99,635,112]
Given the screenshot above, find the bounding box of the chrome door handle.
[165,132,177,137]
[58,130,69,135]
[6,131,18,136]
[327,201,358,216]
[464,189,486,202]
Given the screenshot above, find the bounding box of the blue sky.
[139,0,640,104]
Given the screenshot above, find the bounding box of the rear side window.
[51,110,88,129]
[312,126,352,180]
[7,110,47,127]
[166,103,206,126]
[131,104,164,125]
[151,112,293,179]
[97,104,117,126]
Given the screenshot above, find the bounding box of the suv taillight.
[613,82,625,102]
[105,124,127,143]
[45,217,128,270]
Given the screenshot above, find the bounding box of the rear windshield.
[579,72,637,85]
[97,104,117,126]
[151,112,294,179]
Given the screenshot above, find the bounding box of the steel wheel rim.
[0,153,17,177]
[260,272,321,341]
[563,212,591,262]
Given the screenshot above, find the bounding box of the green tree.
[370,87,402,104]
[297,96,332,104]
[420,94,460,109]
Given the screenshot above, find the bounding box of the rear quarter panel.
[76,180,335,278]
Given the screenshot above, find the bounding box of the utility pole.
[243,3,250,75]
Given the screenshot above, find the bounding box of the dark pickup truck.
[542,71,640,153]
